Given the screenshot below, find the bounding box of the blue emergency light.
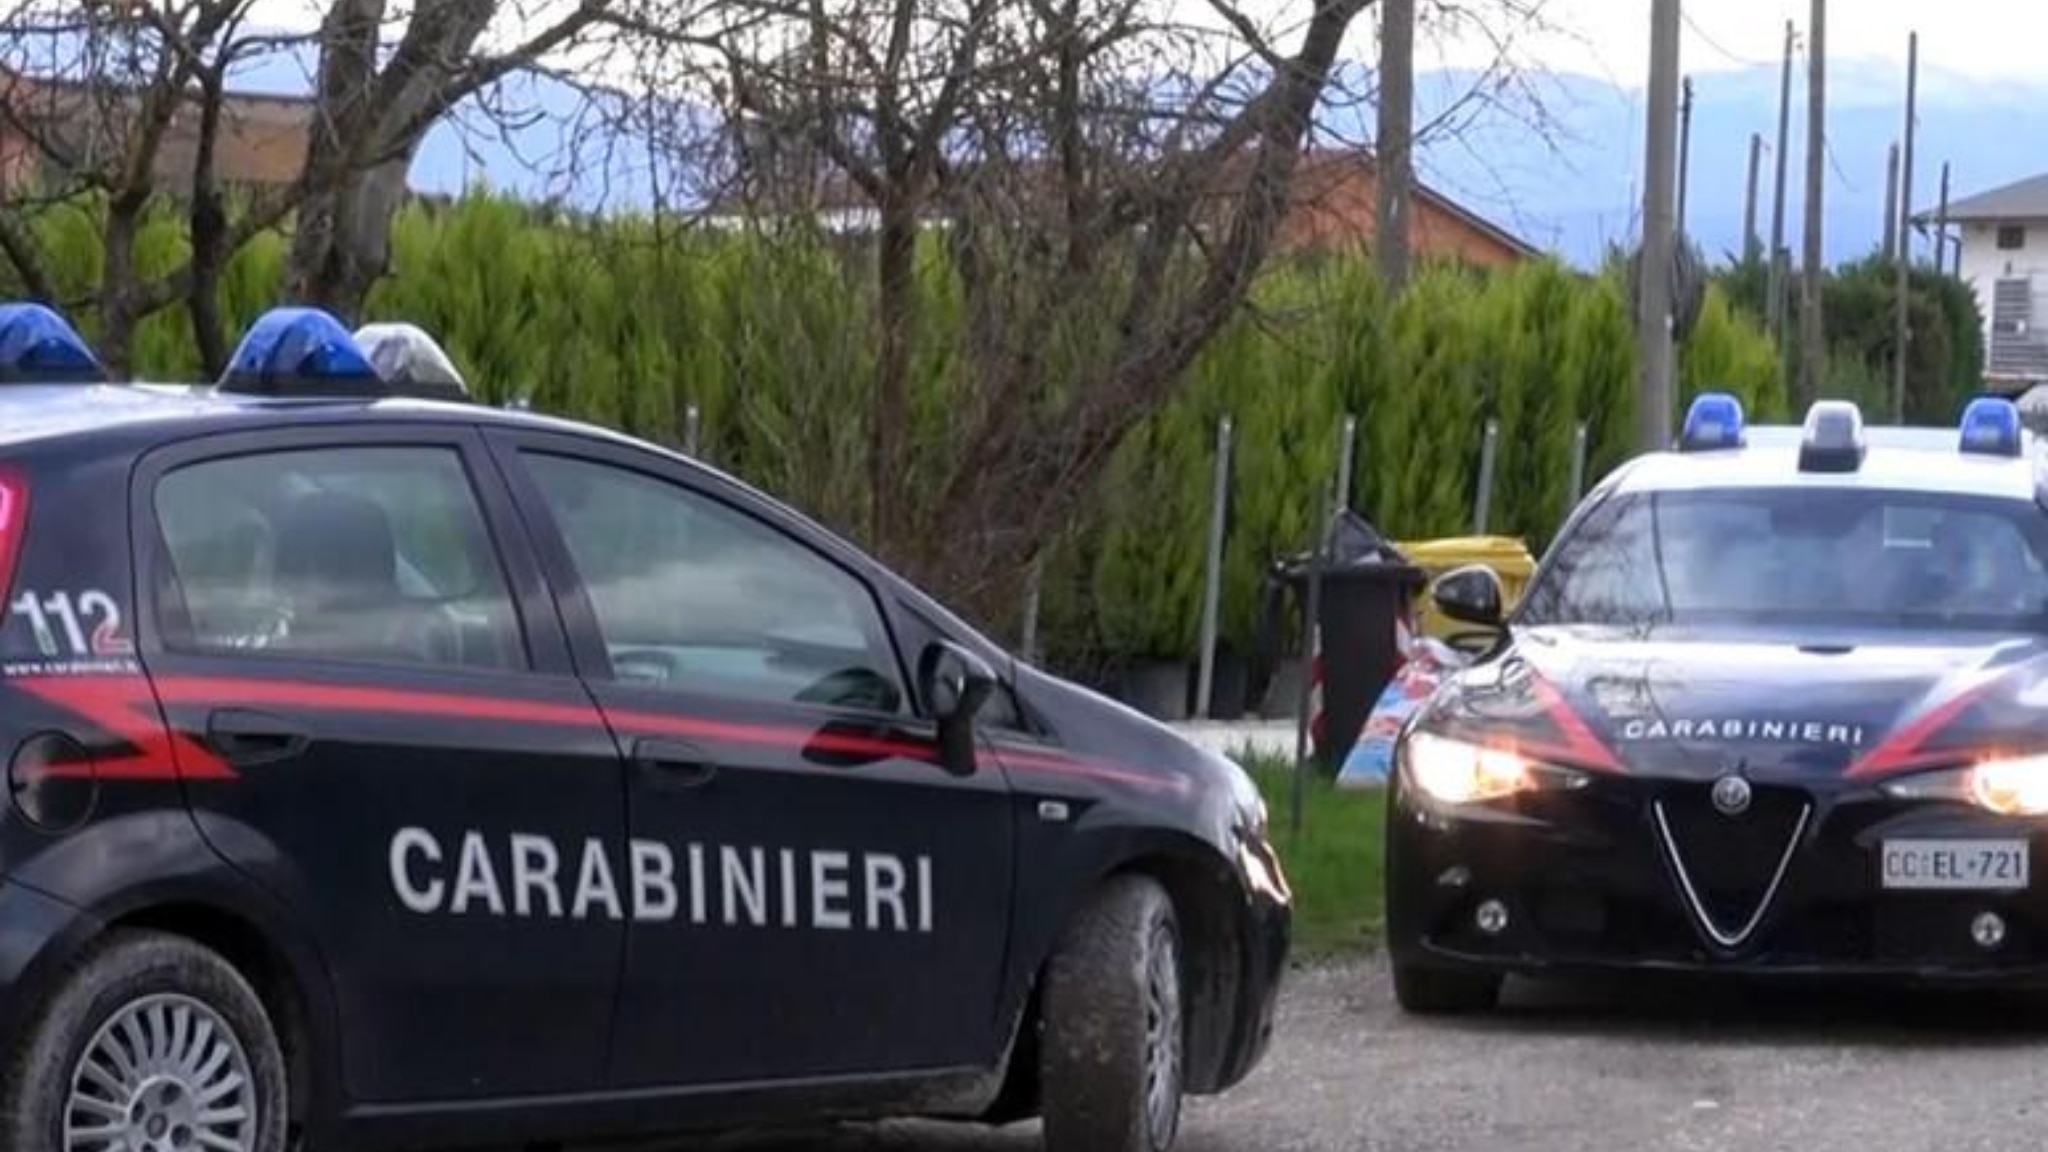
[0,303,105,384]
[1958,396,2023,457]
[1678,392,1745,452]
[218,307,382,397]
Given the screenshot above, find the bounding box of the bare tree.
[284,0,620,318]
[0,0,617,373]
[613,0,1548,620]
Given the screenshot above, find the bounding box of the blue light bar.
[0,303,104,384]
[1678,391,1745,452]
[219,307,382,397]
[1959,396,2023,457]
[1798,400,1867,473]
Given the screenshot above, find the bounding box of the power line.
[1679,10,1773,68]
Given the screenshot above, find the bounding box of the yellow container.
[1398,535,1537,640]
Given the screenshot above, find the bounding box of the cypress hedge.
[4,193,1786,682]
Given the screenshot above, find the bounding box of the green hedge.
[5,193,1786,676]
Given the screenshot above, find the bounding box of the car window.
[154,447,525,670]
[1522,487,2048,632]
[523,453,907,714]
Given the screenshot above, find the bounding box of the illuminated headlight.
[1974,755,2048,815]
[1404,732,1536,805]
[1882,754,2048,816]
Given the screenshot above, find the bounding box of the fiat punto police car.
[1388,392,2048,1012]
[0,305,1287,1151]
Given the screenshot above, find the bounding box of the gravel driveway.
[658,958,2048,1152]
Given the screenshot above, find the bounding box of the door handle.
[632,738,718,790]
[206,709,309,766]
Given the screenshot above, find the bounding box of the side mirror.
[1432,564,1506,628]
[919,640,997,772]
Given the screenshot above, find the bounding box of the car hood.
[1424,624,2048,782]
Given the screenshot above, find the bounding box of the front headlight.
[1882,754,2048,816]
[1972,755,2048,816]
[1404,732,1536,805]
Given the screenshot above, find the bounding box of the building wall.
[1959,216,2048,369]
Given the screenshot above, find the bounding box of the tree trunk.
[97,196,147,379]
[869,196,920,560]
[285,155,416,321]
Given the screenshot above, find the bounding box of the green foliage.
[1718,251,1984,423]
[12,191,1784,675]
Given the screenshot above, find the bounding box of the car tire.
[1,929,289,1152]
[1040,875,1184,1152]
[1391,960,1503,1015]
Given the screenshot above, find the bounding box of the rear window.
[1520,487,2048,633]
[154,447,526,670]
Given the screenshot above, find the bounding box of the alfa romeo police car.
[0,304,1288,1151]
[1388,391,2048,1012]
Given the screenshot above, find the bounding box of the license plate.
[1881,839,2029,890]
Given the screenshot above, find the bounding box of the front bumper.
[1388,772,2048,983]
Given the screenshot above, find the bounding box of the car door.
[488,429,1017,1088]
[134,425,627,1104]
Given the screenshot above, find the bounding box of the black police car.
[1388,391,2048,1012]
[0,305,1287,1151]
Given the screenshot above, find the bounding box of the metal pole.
[1638,0,1681,454]
[1893,29,1918,425]
[1334,414,1357,511]
[1677,75,1695,238]
[1194,416,1233,719]
[1019,557,1043,665]
[1743,133,1763,264]
[684,403,702,457]
[1767,19,1796,338]
[1567,421,1589,508]
[1291,487,1330,837]
[1473,418,1500,534]
[1799,0,1827,407]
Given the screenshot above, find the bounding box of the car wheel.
[1040,875,1184,1152]
[1,929,289,1152]
[1391,960,1503,1015]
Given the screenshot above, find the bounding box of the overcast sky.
[1432,0,2045,86]
[238,0,2046,88]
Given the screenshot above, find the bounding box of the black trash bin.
[1257,512,1426,769]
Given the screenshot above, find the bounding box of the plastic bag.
[1337,635,1472,788]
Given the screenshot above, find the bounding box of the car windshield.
[1518,486,2048,633]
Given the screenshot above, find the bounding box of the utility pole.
[1639,0,1681,452]
[1743,133,1763,263]
[1882,143,1900,262]
[1767,20,1796,339]
[1936,161,1953,277]
[1677,75,1695,237]
[1376,0,1416,294]
[1892,30,1918,425]
[1800,0,1826,406]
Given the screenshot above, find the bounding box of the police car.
[1387,391,2048,1012]
[0,304,1287,1150]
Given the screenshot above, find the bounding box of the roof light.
[1678,392,1746,452]
[219,307,382,397]
[354,322,470,402]
[0,303,104,384]
[1798,400,1866,473]
[1959,396,2023,457]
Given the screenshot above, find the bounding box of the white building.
[1938,172,2048,391]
